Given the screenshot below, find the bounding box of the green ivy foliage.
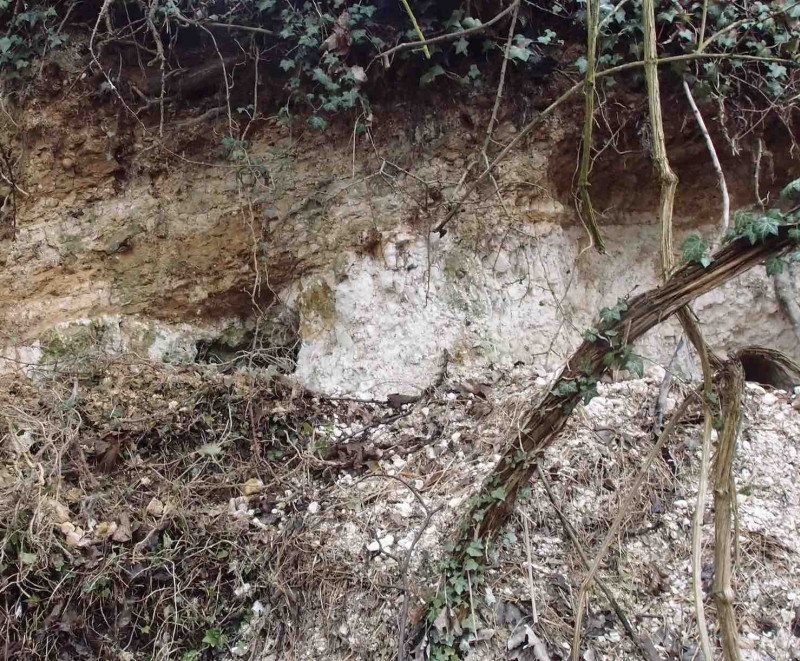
[3,1,798,130]
[0,2,67,75]
[560,0,800,102]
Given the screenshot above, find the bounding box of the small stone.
[242,478,264,496]
[451,431,462,443]
[395,502,413,518]
[762,393,778,407]
[146,498,164,517]
[378,534,395,549]
[234,582,252,598]
[307,501,320,515]
[367,540,380,553]
[398,534,414,550]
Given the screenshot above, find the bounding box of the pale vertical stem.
[642,1,716,658]
[683,80,730,237]
[577,0,606,252]
[481,1,520,157]
[642,0,679,276]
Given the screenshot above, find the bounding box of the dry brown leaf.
[112,514,132,542]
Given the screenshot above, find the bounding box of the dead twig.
[570,391,698,660]
[537,465,660,661]
[353,473,443,661]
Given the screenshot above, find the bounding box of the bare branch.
[371,2,519,67]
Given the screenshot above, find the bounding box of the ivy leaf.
[575,56,588,73]
[537,28,557,45]
[419,64,445,86]
[626,354,644,378]
[312,67,339,91]
[463,558,479,571]
[279,59,294,71]
[454,37,469,55]
[767,63,787,79]
[197,442,224,457]
[780,178,800,202]
[788,228,800,242]
[765,256,784,275]
[754,214,780,241]
[583,327,600,342]
[508,45,530,62]
[20,552,37,565]
[462,17,482,29]
[0,37,12,54]
[555,380,578,395]
[657,8,680,23]
[202,628,226,648]
[468,64,481,79]
[451,575,468,595]
[308,115,329,130]
[466,540,483,557]
[681,234,711,267]
[490,486,506,502]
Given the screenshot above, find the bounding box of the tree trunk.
[713,359,744,661]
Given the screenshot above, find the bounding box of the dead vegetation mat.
[0,359,389,661]
[1,359,799,661]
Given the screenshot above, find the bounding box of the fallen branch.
[422,221,799,658]
[470,223,797,541]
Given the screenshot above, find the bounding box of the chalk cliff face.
[1,85,798,395]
